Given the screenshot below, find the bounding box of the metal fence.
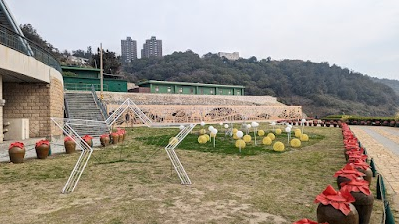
[64,83,109,91]
[0,24,61,72]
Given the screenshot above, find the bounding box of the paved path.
[350,126,399,215]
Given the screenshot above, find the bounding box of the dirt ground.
[0,126,384,223]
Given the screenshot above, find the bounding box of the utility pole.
[100,43,103,99]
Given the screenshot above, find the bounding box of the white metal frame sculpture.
[105,98,194,184]
[52,98,196,193]
[51,118,94,193]
[164,124,196,185]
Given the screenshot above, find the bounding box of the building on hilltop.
[141,36,162,58]
[217,52,239,61]
[62,66,127,92]
[136,80,245,95]
[121,37,137,63]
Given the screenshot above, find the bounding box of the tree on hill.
[90,48,121,74]
[122,51,398,117]
[20,24,66,63]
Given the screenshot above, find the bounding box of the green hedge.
[321,115,396,122]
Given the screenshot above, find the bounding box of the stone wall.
[101,92,282,106]
[0,75,3,142]
[3,76,64,139]
[49,77,64,136]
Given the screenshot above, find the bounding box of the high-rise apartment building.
[141,36,162,58]
[121,37,137,63]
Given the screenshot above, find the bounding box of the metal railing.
[64,83,109,91]
[64,95,70,118]
[91,85,108,120]
[0,24,62,72]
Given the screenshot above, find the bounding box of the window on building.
[219,90,223,94]
[237,90,240,95]
[228,90,231,95]
[200,89,204,94]
[190,88,194,94]
[179,88,183,93]
[210,90,214,94]
[167,87,171,93]
[155,86,159,92]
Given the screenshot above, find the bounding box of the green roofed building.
[61,66,127,92]
[137,80,245,95]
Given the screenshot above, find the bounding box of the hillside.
[371,77,399,96]
[123,51,398,117]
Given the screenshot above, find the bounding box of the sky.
[6,0,399,80]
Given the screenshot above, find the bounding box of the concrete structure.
[217,52,240,61]
[141,36,162,58]
[0,0,64,142]
[138,80,245,96]
[121,36,137,63]
[102,92,280,106]
[100,92,299,126]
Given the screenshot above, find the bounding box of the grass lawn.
[0,124,383,223]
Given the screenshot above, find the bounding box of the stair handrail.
[91,85,108,120]
[64,93,70,118]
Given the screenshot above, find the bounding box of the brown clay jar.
[118,133,124,143]
[9,146,25,163]
[351,191,374,224]
[336,176,352,189]
[111,133,119,144]
[317,203,359,224]
[35,144,50,159]
[64,140,76,154]
[100,135,110,147]
[356,167,372,186]
[84,139,93,147]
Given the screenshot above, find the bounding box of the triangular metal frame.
[51,118,94,193]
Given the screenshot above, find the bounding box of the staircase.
[64,91,109,136]
[165,124,196,185]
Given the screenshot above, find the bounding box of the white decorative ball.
[236,131,244,138]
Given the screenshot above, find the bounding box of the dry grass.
[0,125,383,223]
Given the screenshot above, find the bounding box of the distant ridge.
[123,51,398,117]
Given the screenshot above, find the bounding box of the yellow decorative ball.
[169,137,179,145]
[258,130,265,136]
[267,133,276,140]
[275,129,282,135]
[300,134,309,142]
[243,135,252,143]
[235,139,246,148]
[233,133,239,139]
[273,141,285,152]
[198,135,207,144]
[290,138,301,148]
[294,129,302,138]
[262,136,272,145]
[199,129,206,135]
[204,134,210,141]
[232,128,238,134]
